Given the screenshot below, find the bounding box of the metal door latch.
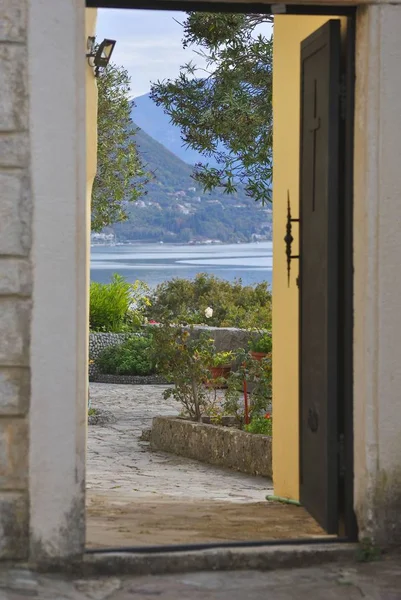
[284,190,300,287]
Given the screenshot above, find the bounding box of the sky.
[96,9,208,98]
[96,9,273,99]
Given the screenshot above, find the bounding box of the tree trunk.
[191,378,201,421]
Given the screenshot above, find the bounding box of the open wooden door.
[299,20,342,534]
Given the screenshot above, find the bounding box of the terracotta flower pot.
[250,351,268,361]
[206,365,231,389]
[210,365,231,379]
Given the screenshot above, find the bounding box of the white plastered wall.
[353,2,401,544]
[28,0,89,558]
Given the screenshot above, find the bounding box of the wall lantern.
[86,37,116,77]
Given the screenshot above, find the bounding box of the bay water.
[90,241,272,288]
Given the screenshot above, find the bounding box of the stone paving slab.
[0,555,400,599]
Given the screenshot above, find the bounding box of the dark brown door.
[299,20,341,534]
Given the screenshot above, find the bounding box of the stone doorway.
[22,0,401,563]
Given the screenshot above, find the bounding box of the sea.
[90,242,273,289]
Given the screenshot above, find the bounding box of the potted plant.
[249,332,272,361]
[208,350,234,381]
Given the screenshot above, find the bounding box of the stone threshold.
[82,543,358,576]
[26,542,358,576]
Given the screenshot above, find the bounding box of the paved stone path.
[86,384,324,547]
[1,556,401,599]
[87,383,273,503]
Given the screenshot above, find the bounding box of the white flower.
[204,307,213,319]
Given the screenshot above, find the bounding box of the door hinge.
[338,433,346,478]
[339,74,347,121]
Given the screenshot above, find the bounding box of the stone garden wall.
[150,417,272,478]
[91,374,167,385]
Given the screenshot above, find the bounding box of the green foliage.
[152,325,214,420]
[209,351,234,367]
[250,332,272,353]
[245,414,272,436]
[144,273,272,329]
[92,60,149,231]
[96,335,155,376]
[150,13,273,204]
[89,274,150,332]
[198,342,234,368]
[224,349,272,424]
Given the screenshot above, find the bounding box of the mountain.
[132,93,219,168]
[110,126,272,244]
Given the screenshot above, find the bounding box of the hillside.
[110,125,272,244]
[132,93,218,166]
[134,126,193,188]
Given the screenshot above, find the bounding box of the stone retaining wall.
[150,417,272,478]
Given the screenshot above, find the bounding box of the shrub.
[152,324,214,421]
[199,345,234,368]
[250,332,272,354]
[224,349,272,425]
[90,274,150,332]
[209,350,234,367]
[96,335,155,376]
[245,413,272,436]
[142,273,271,329]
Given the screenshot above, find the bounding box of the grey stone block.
[0,492,28,559]
[0,132,29,167]
[188,325,261,352]
[0,171,31,256]
[0,44,28,131]
[0,418,28,489]
[0,0,27,43]
[0,258,31,295]
[0,367,29,415]
[0,298,30,365]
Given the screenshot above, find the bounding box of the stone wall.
[0,0,30,559]
[186,325,262,352]
[90,374,167,385]
[150,417,272,478]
